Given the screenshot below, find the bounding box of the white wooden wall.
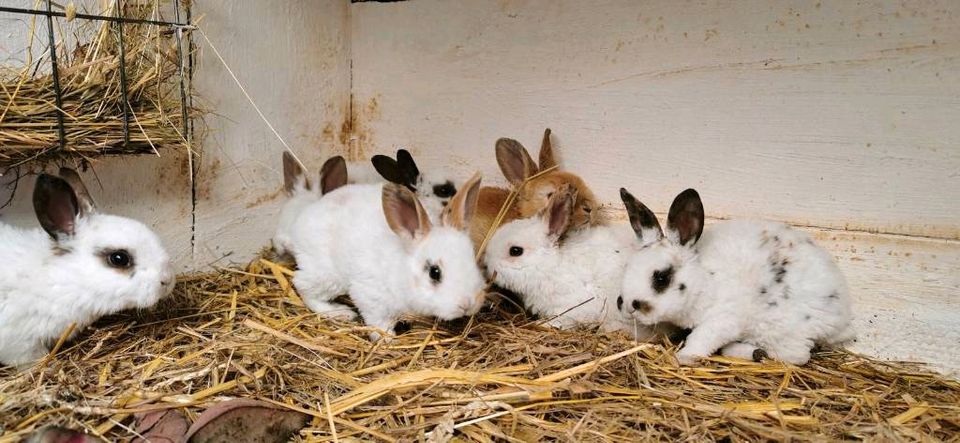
[1,0,957,374]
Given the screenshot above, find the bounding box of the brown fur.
[472,129,600,250]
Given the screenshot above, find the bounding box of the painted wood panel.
[189,0,351,268]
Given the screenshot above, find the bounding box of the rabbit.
[483,185,668,340]
[617,188,854,365]
[0,168,174,367]
[273,152,347,257]
[472,128,600,249]
[289,172,486,340]
[353,149,458,221]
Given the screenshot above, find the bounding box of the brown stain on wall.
[246,188,284,209]
[328,95,381,161]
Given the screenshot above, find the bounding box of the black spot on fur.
[781,258,789,266]
[616,295,623,310]
[752,348,769,362]
[679,283,686,291]
[651,266,674,293]
[773,265,787,283]
[632,299,652,314]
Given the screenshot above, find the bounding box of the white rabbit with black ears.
[617,188,854,365]
[367,149,457,220]
[0,169,174,367]
[290,173,486,340]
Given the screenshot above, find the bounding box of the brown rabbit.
[471,128,600,249]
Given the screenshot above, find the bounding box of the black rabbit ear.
[371,154,407,186]
[620,188,663,242]
[33,174,80,239]
[396,149,421,187]
[667,188,704,246]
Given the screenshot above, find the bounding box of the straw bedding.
[0,2,194,170]
[0,256,958,442]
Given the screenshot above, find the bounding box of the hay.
[1,257,958,442]
[0,1,196,170]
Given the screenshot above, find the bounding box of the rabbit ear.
[282,151,310,194]
[395,149,421,187]
[33,174,80,239]
[57,167,96,215]
[543,185,577,241]
[441,172,481,231]
[538,128,557,170]
[382,183,432,242]
[496,138,538,186]
[371,154,411,189]
[620,188,663,242]
[319,155,348,195]
[667,189,705,246]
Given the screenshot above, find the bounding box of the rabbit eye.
[651,266,674,293]
[509,246,524,257]
[433,182,456,198]
[428,264,442,283]
[105,249,133,269]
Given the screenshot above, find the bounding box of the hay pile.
[1,257,958,442]
[0,2,194,170]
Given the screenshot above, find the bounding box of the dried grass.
[1,257,958,442]
[0,1,196,170]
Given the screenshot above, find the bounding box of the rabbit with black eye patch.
[359,149,458,221]
[617,188,854,365]
[483,185,670,341]
[0,169,174,367]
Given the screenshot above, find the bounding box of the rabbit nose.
[631,299,652,314]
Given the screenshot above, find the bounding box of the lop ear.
[496,138,538,187]
[538,128,557,170]
[57,167,96,215]
[395,149,421,187]
[619,188,662,242]
[441,172,481,231]
[544,185,577,241]
[33,174,80,239]
[382,183,432,242]
[667,188,704,246]
[282,151,310,195]
[319,155,348,195]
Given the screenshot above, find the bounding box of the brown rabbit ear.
[57,167,96,215]
[441,172,481,231]
[33,174,80,239]
[667,188,704,246]
[319,155,348,195]
[544,185,577,241]
[496,138,538,187]
[382,183,432,242]
[282,151,310,195]
[620,188,663,242]
[538,128,557,170]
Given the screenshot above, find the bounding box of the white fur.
[620,219,854,365]
[0,214,173,367]
[290,183,485,338]
[484,216,658,340]
[273,178,319,257]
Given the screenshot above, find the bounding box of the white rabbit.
[290,173,485,339]
[617,188,854,365]
[273,152,347,257]
[0,169,174,367]
[483,185,659,340]
[353,149,458,221]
